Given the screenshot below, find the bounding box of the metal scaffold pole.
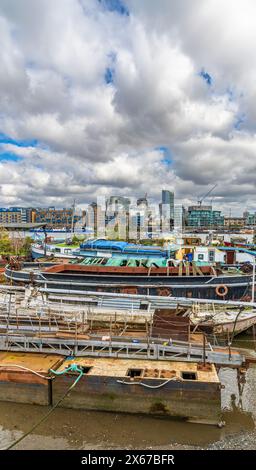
[252,256,255,304]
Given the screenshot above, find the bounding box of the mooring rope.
[0,364,52,380]
[116,377,179,389]
[3,364,84,450]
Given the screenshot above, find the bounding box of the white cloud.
[0,0,255,214]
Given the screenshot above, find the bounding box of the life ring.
[215,284,228,297]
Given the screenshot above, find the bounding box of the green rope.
[49,363,83,376]
[4,365,84,450]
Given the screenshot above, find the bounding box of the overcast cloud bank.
[0,0,255,214]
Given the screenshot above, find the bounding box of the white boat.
[31,243,81,260]
[188,304,256,338]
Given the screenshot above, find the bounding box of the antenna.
[71,199,76,233]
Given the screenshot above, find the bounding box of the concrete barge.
[0,352,62,405]
[52,357,222,425]
[0,352,222,425]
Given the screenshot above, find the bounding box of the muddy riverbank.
[0,339,255,450]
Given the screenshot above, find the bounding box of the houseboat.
[5,256,253,301]
[31,239,169,261]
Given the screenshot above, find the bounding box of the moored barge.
[52,356,222,425]
[0,351,222,426]
[0,352,62,405]
[5,260,253,301]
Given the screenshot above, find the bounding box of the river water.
[0,336,256,450]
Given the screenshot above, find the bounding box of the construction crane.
[197,184,217,207]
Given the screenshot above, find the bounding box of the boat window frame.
[126,368,144,378]
[209,249,215,262]
[181,371,197,381]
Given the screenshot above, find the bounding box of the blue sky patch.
[0,133,38,148]
[98,0,129,16]
[155,146,173,165]
[199,68,212,86]
[234,113,246,130]
[104,67,114,84]
[0,151,23,162]
[0,133,40,163]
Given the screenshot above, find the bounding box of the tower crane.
[197,184,218,207]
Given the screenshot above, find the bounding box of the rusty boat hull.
[5,262,252,301]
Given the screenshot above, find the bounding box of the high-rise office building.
[106,196,130,212]
[85,201,106,237]
[243,211,256,226]
[160,190,174,232]
[187,205,224,228]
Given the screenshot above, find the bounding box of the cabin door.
[226,250,235,264]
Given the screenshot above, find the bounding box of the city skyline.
[0,188,255,216]
[0,190,255,231]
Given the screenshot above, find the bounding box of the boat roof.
[74,257,169,267]
[79,238,166,254]
[218,246,256,256]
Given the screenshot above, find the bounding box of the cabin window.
[198,254,204,260]
[209,250,215,262]
[54,248,61,253]
[126,368,143,378]
[181,371,197,380]
[140,302,149,311]
[64,249,71,254]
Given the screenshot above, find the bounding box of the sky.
[0,0,256,214]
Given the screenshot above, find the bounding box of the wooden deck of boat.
[43,263,213,276]
[56,356,220,383]
[0,351,63,374]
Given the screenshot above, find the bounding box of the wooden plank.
[185,262,190,276]
[178,262,183,276]
[193,262,204,276]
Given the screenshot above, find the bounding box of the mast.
[71,199,76,234]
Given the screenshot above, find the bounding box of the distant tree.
[71,235,81,245]
[20,236,33,257]
[0,230,13,255]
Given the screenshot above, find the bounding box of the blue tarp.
[80,238,167,256]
